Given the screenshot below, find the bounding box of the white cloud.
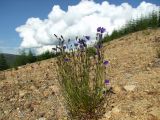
[16,1,159,54]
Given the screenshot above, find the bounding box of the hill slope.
[0,29,160,120]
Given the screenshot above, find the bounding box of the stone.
[30,85,36,90]
[4,110,9,114]
[19,90,27,97]
[43,90,50,97]
[112,106,120,114]
[124,85,136,91]
[103,111,111,119]
[146,67,151,71]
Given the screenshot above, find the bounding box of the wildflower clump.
[54,27,110,119]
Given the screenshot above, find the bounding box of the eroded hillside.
[0,29,160,120]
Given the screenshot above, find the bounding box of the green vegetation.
[55,28,111,119]
[103,9,160,43]
[13,50,30,67]
[27,50,37,63]
[86,47,97,57]
[0,53,9,71]
[36,50,59,61]
[13,50,58,68]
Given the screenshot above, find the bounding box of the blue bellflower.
[105,79,110,85]
[85,36,90,40]
[97,27,106,33]
[103,60,109,65]
[63,46,66,49]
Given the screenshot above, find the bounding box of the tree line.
[103,9,160,42]
[0,50,59,71]
[0,53,9,71]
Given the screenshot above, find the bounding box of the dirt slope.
[101,29,160,120]
[0,29,160,120]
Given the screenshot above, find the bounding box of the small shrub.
[86,47,97,57]
[55,27,110,119]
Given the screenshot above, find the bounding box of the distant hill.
[2,53,19,67]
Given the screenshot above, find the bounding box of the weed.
[55,27,111,119]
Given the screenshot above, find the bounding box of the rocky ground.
[0,29,160,120]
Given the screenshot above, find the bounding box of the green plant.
[12,49,59,68]
[55,27,110,119]
[86,47,97,57]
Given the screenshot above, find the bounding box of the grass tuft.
[55,28,111,119]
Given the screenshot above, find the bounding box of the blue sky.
[0,0,159,54]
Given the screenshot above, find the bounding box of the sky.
[0,0,159,54]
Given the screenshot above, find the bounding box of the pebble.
[19,90,27,97]
[112,106,120,114]
[104,111,111,119]
[124,85,136,91]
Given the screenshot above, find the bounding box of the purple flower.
[103,60,109,65]
[78,39,86,44]
[85,36,90,40]
[97,27,106,33]
[63,46,66,49]
[105,79,110,85]
[64,58,70,62]
[97,27,101,32]
[101,27,106,33]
